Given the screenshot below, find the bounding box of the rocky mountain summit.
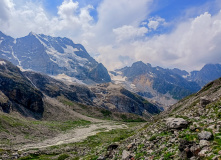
[0,31,111,84]
[111,61,221,107]
[111,61,201,107]
[98,77,221,159]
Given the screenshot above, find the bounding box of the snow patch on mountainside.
[52,73,85,85]
[0,61,6,65]
[35,34,48,47]
[63,45,79,53]
[11,46,21,66]
[109,71,126,82]
[46,46,88,72]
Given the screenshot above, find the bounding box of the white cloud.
[96,11,221,71]
[57,0,79,19]
[0,0,14,21]
[0,0,220,72]
[133,11,221,71]
[113,25,148,42]
[147,17,165,30]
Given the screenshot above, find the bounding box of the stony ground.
[98,88,221,160]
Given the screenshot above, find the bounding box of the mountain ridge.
[0,31,111,84]
[111,61,221,107]
[0,58,160,119]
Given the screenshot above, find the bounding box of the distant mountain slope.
[0,31,111,84]
[0,59,160,119]
[188,64,221,87]
[111,61,201,106]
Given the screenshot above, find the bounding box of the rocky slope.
[0,59,44,119]
[0,31,111,84]
[98,77,221,159]
[90,83,161,118]
[0,59,160,119]
[111,61,201,107]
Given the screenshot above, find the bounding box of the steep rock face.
[88,63,111,83]
[188,64,221,87]
[0,31,111,84]
[0,59,44,119]
[111,61,200,107]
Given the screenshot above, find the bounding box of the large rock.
[200,97,211,108]
[122,150,132,160]
[199,140,210,148]
[198,131,213,140]
[166,118,188,129]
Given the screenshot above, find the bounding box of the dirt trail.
[19,121,127,151]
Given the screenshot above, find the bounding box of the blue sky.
[0,0,221,71]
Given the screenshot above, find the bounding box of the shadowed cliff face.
[24,71,96,106]
[0,59,44,119]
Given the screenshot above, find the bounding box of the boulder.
[199,140,210,148]
[166,118,188,129]
[122,150,132,160]
[198,131,213,140]
[190,144,201,156]
[198,149,208,157]
[97,156,106,160]
[200,97,211,108]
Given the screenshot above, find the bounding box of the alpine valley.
[0,31,221,160]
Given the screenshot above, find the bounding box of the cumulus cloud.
[0,0,13,21]
[147,17,165,30]
[0,0,220,72]
[113,25,148,42]
[0,0,94,38]
[96,11,221,71]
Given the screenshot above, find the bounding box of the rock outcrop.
[0,59,44,119]
[166,118,188,130]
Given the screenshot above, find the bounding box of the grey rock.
[166,118,188,129]
[199,140,210,148]
[198,149,208,157]
[97,156,106,160]
[122,150,131,160]
[190,144,201,156]
[198,131,213,140]
[200,97,211,108]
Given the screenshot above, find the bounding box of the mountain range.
[0,31,221,160]
[111,61,221,107]
[1,31,221,108]
[0,31,111,84]
[0,58,160,119]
